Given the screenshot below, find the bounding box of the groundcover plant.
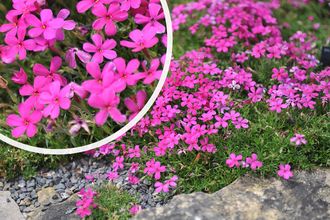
[0,0,167,148]
[0,0,329,219]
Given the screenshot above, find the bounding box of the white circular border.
[0,0,173,155]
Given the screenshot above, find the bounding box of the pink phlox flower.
[124,90,147,121]
[129,204,141,216]
[12,67,28,85]
[245,153,263,170]
[83,33,117,63]
[6,103,42,138]
[88,88,126,125]
[226,153,243,168]
[128,145,141,158]
[120,28,159,52]
[33,56,67,85]
[277,164,293,180]
[107,171,119,181]
[154,181,169,193]
[135,3,165,34]
[140,58,162,84]
[92,3,128,36]
[290,133,307,146]
[112,156,124,171]
[26,9,65,40]
[39,81,71,119]
[4,28,35,60]
[65,48,91,69]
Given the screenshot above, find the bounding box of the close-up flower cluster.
[0,0,167,147]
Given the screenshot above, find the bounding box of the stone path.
[133,169,330,220]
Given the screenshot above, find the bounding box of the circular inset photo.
[0,0,172,154]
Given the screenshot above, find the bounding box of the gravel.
[0,157,168,217]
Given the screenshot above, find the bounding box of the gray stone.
[134,169,330,220]
[0,191,25,220]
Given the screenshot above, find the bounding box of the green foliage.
[89,184,137,220]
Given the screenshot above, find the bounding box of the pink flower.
[129,204,141,216]
[128,174,140,185]
[112,156,124,171]
[92,3,128,36]
[121,0,141,11]
[120,28,159,52]
[107,171,119,181]
[12,68,28,85]
[4,28,35,60]
[19,76,49,108]
[226,153,242,168]
[113,57,144,89]
[76,0,110,13]
[290,133,307,146]
[6,103,42,138]
[154,181,169,193]
[82,62,125,97]
[65,48,91,69]
[0,14,25,37]
[277,164,293,180]
[124,90,147,121]
[268,98,287,113]
[165,175,178,188]
[33,56,67,85]
[141,59,162,84]
[26,9,64,40]
[89,88,126,125]
[135,3,165,34]
[39,81,71,119]
[128,145,141,158]
[152,161,166,180]
[83,34,117,63]
[245,153,263,170]
[54,9,77,40]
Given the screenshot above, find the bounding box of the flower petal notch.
[0,0,173,155]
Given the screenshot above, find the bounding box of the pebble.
[2,157,167,215]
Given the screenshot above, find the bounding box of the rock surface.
[0,191,25,220]
[133,169,330,220]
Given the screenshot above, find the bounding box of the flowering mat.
[0,0,166,147]
[0,0,330,219]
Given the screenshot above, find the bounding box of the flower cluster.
[76,187,97,218]
[226,153,263,170]
[0,0,166,141]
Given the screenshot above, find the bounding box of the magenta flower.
[83,34,117,63]
[92,3,128,36]
[120,28,159,52]
[107,171,119,181]
[89,88,126,125]
[39,81,71,119]
[113,57,144,89]
[19,76,50,108]
[4,28,35,60]
[82,62,125,96]
[277,164,293,180]
[141,59,162,84]
[129,205,141,216]
[124,90,147,121]
[12,68,28,85]
[65,48,91,69]
[55,9,77,40]
[245,153,263,170]
[226,153,242,168]
[121,0,141,11]
[0,14,25,37]
[76,0,110,13]
[135,3,165,34]
[26,9,64,40]
[155,181,169,193]
[268,98,287,113]
[290,133,307,146]
[152,161,166,180]
[33,56,67,85]
[6,103,42,138]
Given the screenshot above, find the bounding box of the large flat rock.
[133,169,330,220]
[0,191,25,220]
